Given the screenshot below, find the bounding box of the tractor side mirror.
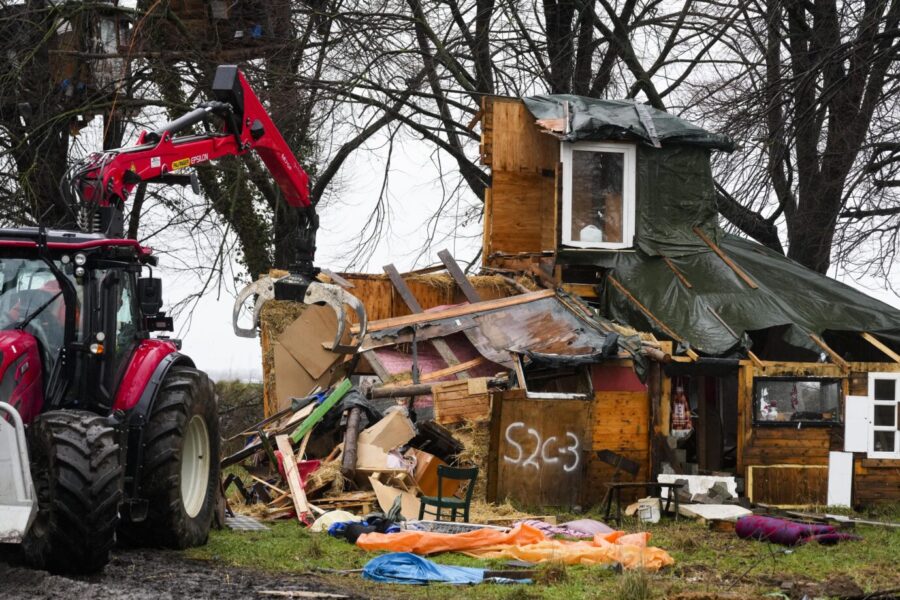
[137,277,164,316]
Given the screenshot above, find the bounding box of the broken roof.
[560,234,900,359]
[357,290,630,371]
[524,94,735,151]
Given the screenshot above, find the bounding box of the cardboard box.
[406,448,461,498]
[357,411,416,451]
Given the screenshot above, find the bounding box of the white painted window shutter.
[844,395,870,453]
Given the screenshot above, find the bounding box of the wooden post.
[275,435,311,523]
[383,262,466,379]
[341,407,363,479]
[809,333,850,372]
[438,248,482,303]
[861,332,900,364]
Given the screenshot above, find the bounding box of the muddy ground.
[0,545,364,600]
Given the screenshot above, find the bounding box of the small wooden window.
[561,142,636,249]
[752,377,842,426]
[869,373,900,459]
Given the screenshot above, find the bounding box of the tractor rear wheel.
[23,410,123,574]
[123,366,219,548]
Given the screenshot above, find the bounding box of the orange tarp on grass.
[356,524,674,571]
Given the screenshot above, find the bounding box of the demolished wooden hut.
[251,96,900,512]
[475,95,900,508]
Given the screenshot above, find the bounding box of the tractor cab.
[0,228,164,426]
[0,228,219,572]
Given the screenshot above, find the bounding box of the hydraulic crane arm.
[79,66,310,212]
[66,65,366,345]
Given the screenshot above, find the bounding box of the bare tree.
[691,0,900,275]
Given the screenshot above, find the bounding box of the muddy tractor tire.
[124,366,219,548]
[22,411,123,574]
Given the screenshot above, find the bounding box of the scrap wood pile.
[221,375,484,524]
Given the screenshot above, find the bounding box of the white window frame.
[868,372,900,459]
[561,141,636,249]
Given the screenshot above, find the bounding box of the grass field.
[186,505,900,599]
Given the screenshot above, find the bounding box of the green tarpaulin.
[523,95,735,151]
[559,235,900,358]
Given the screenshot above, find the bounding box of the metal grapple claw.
[303,281,368,353]
[232,276,367,353]
[232,277,276,338]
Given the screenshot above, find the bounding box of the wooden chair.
[418,465,478,522]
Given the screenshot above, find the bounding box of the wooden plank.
[861,332,900,364]
[747,465,828,505]
[809,333,850,372]
[353,289,556,334]
[607,275,697,360]
[275,435,311,522]
[392,357,486,386]
[662,257,692,288]
[383,263,424,312]
[747,351,764,370]
[692,226,759,289]
[438,248,482,303]
[383,262,464,380]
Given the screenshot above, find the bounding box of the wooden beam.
[275,435,311,523]
[662,257,693,288]
[384,261,465,379]
[438,248,482,303]
[404,264,447,276]
[861,332,900,364]
[607,275,697,360]
[383,263,424,312]
[392,357,486,386]
[361,350,392,381]
[747,351,765,370]
[692,227,759,289]
[318,268,354,289]
[352,289,556,334]
[809,333,850,372]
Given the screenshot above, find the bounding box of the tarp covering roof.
[560,234,900,358]
[523,95,735,151]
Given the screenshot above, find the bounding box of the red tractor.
[0,66,355,573]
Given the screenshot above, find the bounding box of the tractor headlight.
[75,266,85,277]
[74,253,86,266]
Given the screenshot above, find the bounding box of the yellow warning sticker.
[172,158,190,171]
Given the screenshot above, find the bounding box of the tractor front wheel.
[23,410,123,574]
[124,366,219,548]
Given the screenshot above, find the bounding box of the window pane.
[873,430,896,453]
[874,404,896,427]
[571,151,624,244]
[873,378,896,401]
[754,379,840,422]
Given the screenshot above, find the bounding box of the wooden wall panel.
[488,99,559,173]
[742,427,831,466]
[854,459,900,505]
[584,390,651,506]
[489,170,556,254]
[480,98,559,258]
[747,465,828,505]
[492,394,591,507]
[432,379,492,425]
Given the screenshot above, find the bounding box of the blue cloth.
[363,552,486,585]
